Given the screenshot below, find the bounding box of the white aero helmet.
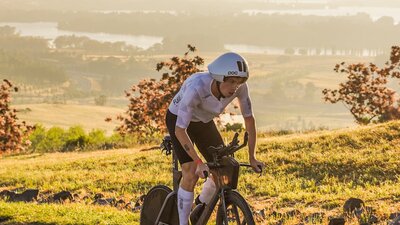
[208,52,249,82]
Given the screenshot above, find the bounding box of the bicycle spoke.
[231,205,242,225]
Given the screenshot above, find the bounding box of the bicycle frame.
[157,132,251,225]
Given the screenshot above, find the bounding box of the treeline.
[54,12,400,51]
[0,26,65,85]
[54,36,143,53]
[0,26,48,53]
[0,51,66,86]
[0,26,155,94]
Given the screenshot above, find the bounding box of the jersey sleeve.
[176,87,200,129]
[236,83,253,118]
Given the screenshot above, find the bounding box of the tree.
[0,79,35,153]
[322,46,400,124]
[107,45,204,136]
[94,95,107,106]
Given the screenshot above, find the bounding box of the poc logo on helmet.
[227,71,238,76]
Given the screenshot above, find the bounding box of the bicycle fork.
[193,188,230,225]
[219,189,230,225]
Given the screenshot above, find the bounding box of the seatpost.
[172,150,181,192]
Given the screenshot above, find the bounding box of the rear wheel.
[140,185,172,225]
[216,191,255,225]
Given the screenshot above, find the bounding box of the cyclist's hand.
[195,163,209,179]
[250,158,264,174]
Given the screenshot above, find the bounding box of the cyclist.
[165,52,264,225]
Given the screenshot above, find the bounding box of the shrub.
[0,79,35,154]
[224,123,244,132]
[64,126,88,151]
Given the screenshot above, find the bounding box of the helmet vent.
[236,61,243,72]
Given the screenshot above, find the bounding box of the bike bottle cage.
[160,136,173,156]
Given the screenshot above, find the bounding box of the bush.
[64,126,88,151]
[32,126,66,152]
[224,123,244,132]
[94,95,107,106]
[0,79,35,153]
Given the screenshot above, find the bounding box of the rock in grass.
[328,217,345,225]
[53,190,73,203]
[0,190,15,200]
[343,198,364,215]
[10,189,39,202]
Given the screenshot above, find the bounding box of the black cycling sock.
[195,195,203,205]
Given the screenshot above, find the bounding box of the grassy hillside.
[1,121,400,224]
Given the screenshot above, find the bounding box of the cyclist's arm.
[244,115,257,160]
[237,84,263,172]
[175,127,202,163]
[236,84,256,159]
[174,88,203,164]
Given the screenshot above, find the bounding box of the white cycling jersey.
[168,72,253,129]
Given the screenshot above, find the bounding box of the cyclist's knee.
[181,162,199,189]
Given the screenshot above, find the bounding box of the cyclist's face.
[220,77,246,97]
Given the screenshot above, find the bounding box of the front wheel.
[216,191,255,225]
[140,185,172,225]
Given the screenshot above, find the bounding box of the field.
[1,121,400,224]
[14,104,124,135]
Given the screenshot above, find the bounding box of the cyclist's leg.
[189,119,223,204]
[166,110,199,185]
[166,110,199,225]
[188,118,224,162]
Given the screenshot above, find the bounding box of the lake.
[0,22,163,49]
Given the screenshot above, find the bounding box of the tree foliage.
[322,46,400,124]
[0,79,35,153]
[108,45,204,136]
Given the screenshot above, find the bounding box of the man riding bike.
[165,52,264,225]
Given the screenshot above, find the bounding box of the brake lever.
[229,132,239,146]
[160,137,172,155]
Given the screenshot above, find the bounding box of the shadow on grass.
[0,216,12,223]
[0,217,59,225]
[139,146,159,152]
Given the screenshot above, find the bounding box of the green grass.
[0,202,138,225]
[1,121,400,224]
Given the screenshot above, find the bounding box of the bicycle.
[140,132,258,225]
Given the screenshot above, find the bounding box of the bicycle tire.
[140,185,172,225]
[216,190,255,225]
